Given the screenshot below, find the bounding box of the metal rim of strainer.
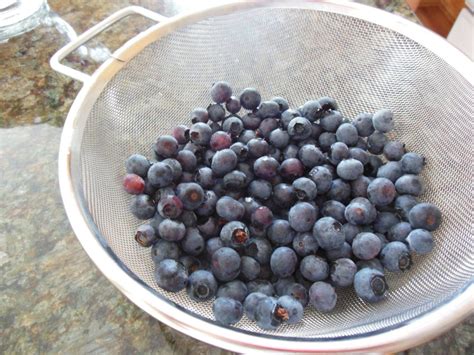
[52,1,474,353]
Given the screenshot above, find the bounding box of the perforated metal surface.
[78,6,473,339]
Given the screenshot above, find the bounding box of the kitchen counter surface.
[0,1,472,353]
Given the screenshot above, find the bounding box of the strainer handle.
[50,6,166,83]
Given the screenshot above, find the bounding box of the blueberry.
[355,137,369,150]
[377,161,403,182]
[176,182,205,210]
[349,147,369,165]
[207,103,226,122]
[156,195,182,219]
[163,158,183,181]
[318,132,337,152]
[130,194,156,220]
[257,100,280,119]
[383,141,405,161]
[406,229,434,254]
[220,220,249,248]
[126,154,151,178]
[329,142,349,165]
[320,110,343,132]
[309,281,337,312]
[257,118,280,139]
[251,206,273,229]
[281,283,309,307]
[176,150,197,173]
[327,179,351,203]
[132,224,156,247]
[300,255,329,282]
[188,122,212,145]
[288,117,312,140]
[400,152,425,174]
[313,216,345,251]
[158,219,186,241]
[342,223,360,243]
[240,256,261,281]
[367,178,396,206]
[394,194,418,219]
[195,190,218,217]
[210,81,233,103]
[277,295,304,324]
[240,196,261,220]
[311,123,323,139]
[373,212,400,233]
[245,238,272,264]
[318,96,338,111]
[153,135,179,158]
[308,166,333,195]
[238,87,261,110]
[181,227,205,256]
[387,222,412,242]
[364,155,383,177]
[211,148,238,176]
[223,170,248,190]
[222,115,244,138]
[216,196,245,221]
[272,183,297,208]
[241,112,261,130]
[203,232,223,254]
[190,107,209,124]
[196,217,219,238]
[186,270,218,302]
[224,95,241,114]
[268,219,295,246]
[298,145,325,168]
[299,100,323,122]
[213,297,243,325]
[372,109,394,133]
[395,174,424,196]
[227,143,247,163]
[238,129,257,144]
[279,158,304,180]
[337,159,364,181]
[254,156,280,180]
[330,258,357,287]
[248,179,273,200]
[326,241,353,261]
[149,213,165,234]
[211,247,241,282]
[155,259,188,292]
[243,292,268,320]
[269,128,290,149]
[380,241,412,272]
[352,113,374,137]
[367,131,387,155]
[147,162,174,188]
[247,280,275,296]
[270,96,289,112]
[194,167,214,189]
[247,138,269,159]
[408,203,441,231]
[356,259,384,273]
[151,239,180,263]
[350,176,371,198]
[273,277,296,296]
[354,268,387,303]
[281,109,300,129]
[252,297,283,330]
[209,131,232,151]
[292,232,319,257]
[352,233,382,260]
[336,123,358,146]
[270,247,298,278]
[283,144,299,160]
[292,178,318,201]
[216,281,247,303]
[123,174,145,195]
[288,202,318,233]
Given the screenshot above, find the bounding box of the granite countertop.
[0,0,472,353]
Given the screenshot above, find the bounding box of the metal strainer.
[50,1,473,352]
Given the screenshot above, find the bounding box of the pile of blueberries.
[122,81,442,330]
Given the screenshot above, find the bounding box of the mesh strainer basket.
[50,1,474,352]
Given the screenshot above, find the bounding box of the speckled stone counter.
[0,1,472,353]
